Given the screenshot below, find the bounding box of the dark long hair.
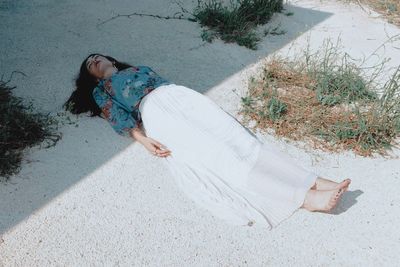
[63,53,133,118]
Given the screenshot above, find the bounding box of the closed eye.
[87,55,100,69]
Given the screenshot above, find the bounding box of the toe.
[336,188,342,196]
[333,189,342,201]
[339,180,350,191]
[344,178,351,186]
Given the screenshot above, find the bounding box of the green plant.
[193,0,285,49]
[267,96,287,121]
[0,78,62,181]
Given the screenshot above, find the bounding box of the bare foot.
[301,188,345,212]
[311,177,351,192]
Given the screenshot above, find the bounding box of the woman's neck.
[102,66,118,79]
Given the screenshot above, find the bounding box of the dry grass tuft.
[238,38,400,157]
[341,0,400,27]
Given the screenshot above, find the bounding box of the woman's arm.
[93,88,140,138]
[130,127,172,157]
[130,127,147,143]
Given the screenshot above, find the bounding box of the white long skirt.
[138,84,318,229]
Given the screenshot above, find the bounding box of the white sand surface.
[1,0,400,265]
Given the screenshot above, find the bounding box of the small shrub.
[267,96,287,121]
[193,0,285,49]
[314,69,378,106]
[0,78,62,181]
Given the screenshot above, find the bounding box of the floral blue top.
[92,66,172,137]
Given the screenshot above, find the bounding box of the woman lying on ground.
[63,53,351,229]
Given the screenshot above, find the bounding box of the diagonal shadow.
[331,189,363,215]
[0,0,333,235]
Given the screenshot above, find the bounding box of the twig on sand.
[96,12,195,27]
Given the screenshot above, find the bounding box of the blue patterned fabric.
[92,66,172,137]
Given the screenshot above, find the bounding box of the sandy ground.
[1,0,400,265]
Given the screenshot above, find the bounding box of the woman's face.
[86,55,116,81]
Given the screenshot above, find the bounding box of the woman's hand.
[141,137,172,158]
